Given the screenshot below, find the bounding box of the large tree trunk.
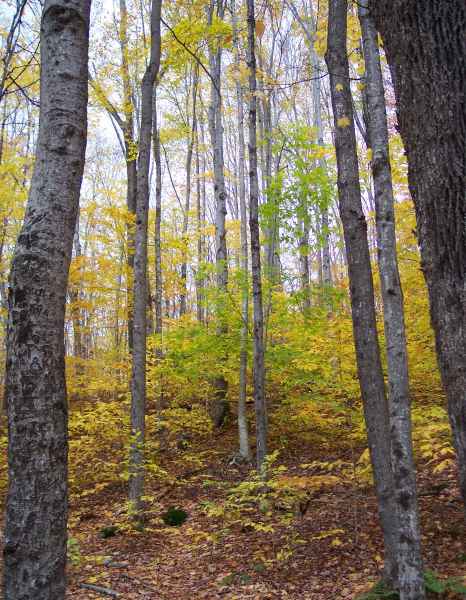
[129,0,162,516]
[359,2,425,596]
[371,0,466,514]
[207,0,229,428]
[3,1,91,598]
[247,0,267,471]
[325,0,399,585]
[232,0,250,461]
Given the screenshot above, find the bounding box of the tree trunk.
[359,2,425,596]
[325,0,399,585]
[153,89,163,339]
[129,0,162,516]
[299,217,311,313]
[3,1,91,598]
[232,0,250,461]
[69,215,85,380]
[195,126,204,324]
[371,0,466,515]
[119,0,137,353]
[207,0,229,428]
[180,67,199,316]
[247,0,267,471]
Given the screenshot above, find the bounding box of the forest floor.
[63,424,466,600]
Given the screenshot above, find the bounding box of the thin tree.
[207,0,229,428]
[232,0,250,461]
[3,0,91,598]
[247,0,267,470]
[370,0,466,516]
[325,0,399,586]
[359,1,425,596]
[180,65,199,316]
[153,88,163,342]
[129,0,162,516]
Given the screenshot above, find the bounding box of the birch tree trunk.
[359,2,425,596]
[247,0,267,471]
[232,0,250,460]
[325,0,399,585]
[207,0,229,428]
[3,1,91,597]
[371,0,466,515]
[129,0,162,516]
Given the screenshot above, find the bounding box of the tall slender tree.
[129,0,162,516]
[325,0,399,586]
[247,0,267,470]
[207,0,229,428]
[232,0,250,460]
[359,1,425,596]
[180,66,199,316]
[3,0,91,597]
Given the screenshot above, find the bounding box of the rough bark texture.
[129,0,162,514]
[371,0,466,514]
[207,0,229,428]
[3,1,91,598]
[247,0,267,471]
[325,0,399,585]
[359,2,425,596]
[232,0,250,460]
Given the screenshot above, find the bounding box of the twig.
[78,583,121,598]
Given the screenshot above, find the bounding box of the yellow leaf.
[335,83,343,91]
[256,20,265,38]
[337,116,351,128]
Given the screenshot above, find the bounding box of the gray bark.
[232,0,250,461]
[325,0,399,585]
[359,2,425,596]
[299,215,311,312]
[153,90,163,338]
[180,67,199,316]
[119,0,137,352]
[257,53,280,287]
[196,112,207,325]
[195,127,204,324]
[247,0,267,471]
[207,0,229,428]
[371,0,466,516]
[70,217,85,366]
[3,1,91,598]
[129,0,162,515]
